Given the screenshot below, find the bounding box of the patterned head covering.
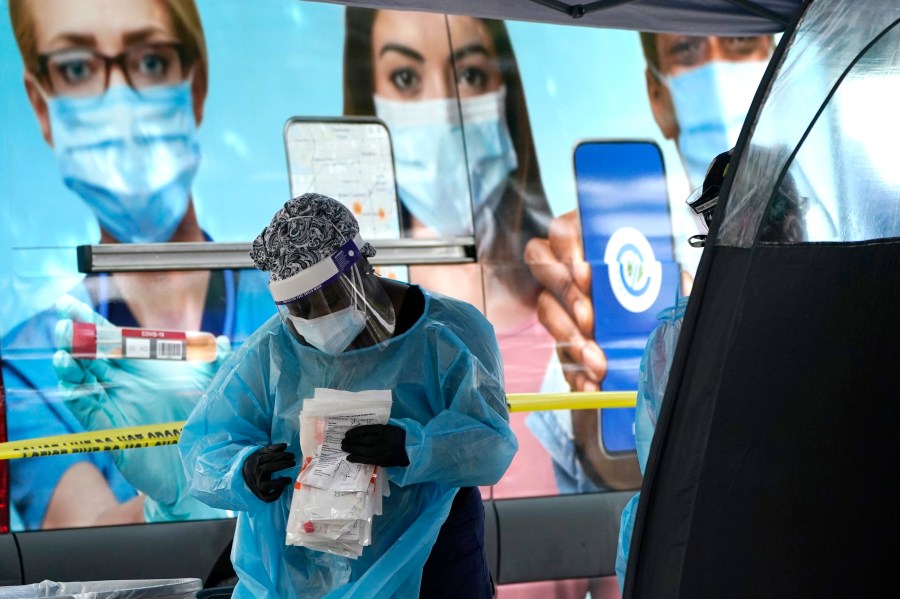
[250,193,376,281]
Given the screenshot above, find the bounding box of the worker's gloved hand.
[342,424,410,467]
[51,294,232,519]
[242,443,296,503]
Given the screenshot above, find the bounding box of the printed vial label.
[121,328,187,361]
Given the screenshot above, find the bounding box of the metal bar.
[77,238,477,273]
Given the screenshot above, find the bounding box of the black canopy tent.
[317,0,805,34]
[318,0,899,595]
[623,0,900,596]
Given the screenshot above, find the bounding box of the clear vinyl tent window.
[768,23,900,243]
[717,0,900,247]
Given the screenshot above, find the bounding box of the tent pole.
[722,0,793,26]
[527,0,638,19]
[528,0,793,23]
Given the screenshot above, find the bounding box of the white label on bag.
[303,413,380,492]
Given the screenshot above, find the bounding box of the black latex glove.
[341,424,410,467]
[242,442,296,503]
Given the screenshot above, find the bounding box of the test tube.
[71,322,218,362]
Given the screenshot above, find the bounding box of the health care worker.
[614,149,807,591]
[179,193,517,599]
[3,0,272,529]
[613,150,733,592]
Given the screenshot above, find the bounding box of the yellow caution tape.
[506,391,637,413]
[0,421,184,461]
[0,392,636,460]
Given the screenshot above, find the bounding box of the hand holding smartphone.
[573,140,680,489]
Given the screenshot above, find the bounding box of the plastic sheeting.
[0,579,201,599]
[718,0,900,247]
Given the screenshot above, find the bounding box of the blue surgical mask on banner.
[288,307,367,356]
[659,60,768,188]
[374,87,518,237]
[46,82,200,243]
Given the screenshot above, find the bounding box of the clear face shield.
[269,235,396,355]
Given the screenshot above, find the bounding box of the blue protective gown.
[615,296,689,591]
[179,288,516,599]
[2,268,273,530]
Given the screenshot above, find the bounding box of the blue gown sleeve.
[616,296,689,589]
[178,319,281,513]
[616,491,640,592]
[387,301,517,488]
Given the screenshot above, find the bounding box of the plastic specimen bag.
[285,388,392,557]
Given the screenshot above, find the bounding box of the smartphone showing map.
[284,117,406,280]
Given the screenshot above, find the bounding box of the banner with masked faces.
[0,0,772,551]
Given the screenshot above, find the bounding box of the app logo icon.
[604,227,662,313]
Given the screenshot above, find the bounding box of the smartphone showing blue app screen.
[574,140,680,467]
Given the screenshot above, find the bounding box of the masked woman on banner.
[2,0,272,531]
[343,8,568,498]
[342,10,620,599]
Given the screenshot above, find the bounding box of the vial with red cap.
[71,323,218,362]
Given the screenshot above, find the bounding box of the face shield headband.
[268,234,367,306]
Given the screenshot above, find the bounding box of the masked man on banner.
[526,33,774,394]
[521,34,773,501]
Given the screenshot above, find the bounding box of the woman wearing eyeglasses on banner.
[2,0,272,531]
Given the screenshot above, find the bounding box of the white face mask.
[288,307,367,356]
[660,60,768,188]
[46,82,200,243]
[374,87,518,236]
